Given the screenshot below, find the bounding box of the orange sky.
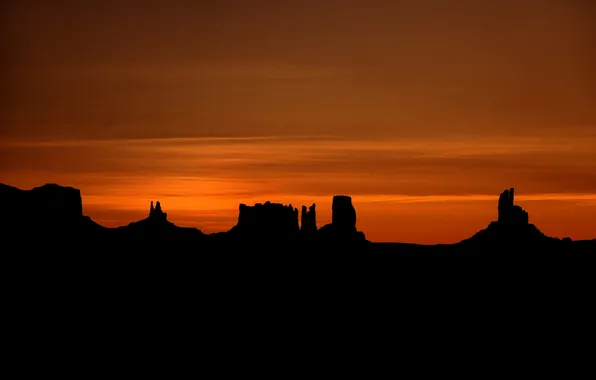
[1,0,595,243]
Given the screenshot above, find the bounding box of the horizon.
[2,133,596,243]
[3,177,596,244]
[1,0,595,244]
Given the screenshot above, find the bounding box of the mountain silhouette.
[316,195,368,245]
[458,188,554,250]
[111,200,206,243]
[227,201,300,243]
[1,182,594,254]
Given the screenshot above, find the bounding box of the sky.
[1,0,595,243]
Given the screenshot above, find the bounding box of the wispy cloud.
[0,135,325,148]
[3,135,595,194]
[22,62,352,81]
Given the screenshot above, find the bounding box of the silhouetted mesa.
[2,182,595,253]
[317,195,368,244]
[0,183,103,243]
[230,201,299,242]
[498,188,529,225]
[2,183,83,221]
[332,195,356,229]
[300,203,317,237]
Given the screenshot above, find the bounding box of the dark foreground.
[12,235,596,255]
[3,185,595,368]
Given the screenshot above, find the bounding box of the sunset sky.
[1,0,595,243]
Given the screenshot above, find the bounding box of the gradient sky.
[1,0,595,243]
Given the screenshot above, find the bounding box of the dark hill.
[111,200,205,243]
[454,188,571,254]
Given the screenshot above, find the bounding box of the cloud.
[13,62,351,81]
[2,135,596,197]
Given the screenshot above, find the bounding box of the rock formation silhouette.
[1,182,594,253]
[2,183,83,221]
[0,183,104,244]
[149,201,168,222]
[459,187,548,250]
[317,195,368,244]
[300,204,317,235]
[498,188,529,225]
[229,201,299,242]
[332,195,357,229]
[113,200,204,242]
